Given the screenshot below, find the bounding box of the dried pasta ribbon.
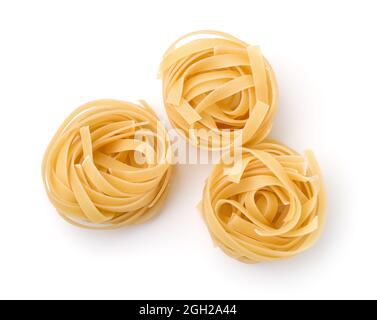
[42,99,173,229]
[160,30,278,149]
[200,140,326,263]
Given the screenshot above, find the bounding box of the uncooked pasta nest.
[42,99,173,229]
[160,30,278,150]
[200,140,326,263]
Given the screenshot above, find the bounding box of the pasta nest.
[42,99,173,229]
[201,140,326,263]
[160,30,278,150]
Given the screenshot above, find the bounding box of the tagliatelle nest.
[160,30,278,150]
[200,140,326,263]
[42,99,173,229]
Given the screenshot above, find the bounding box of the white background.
[0,0,376,300]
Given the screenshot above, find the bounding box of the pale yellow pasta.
[42,99,173,229]
[200,140,326,263]
[160,30,278,149]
